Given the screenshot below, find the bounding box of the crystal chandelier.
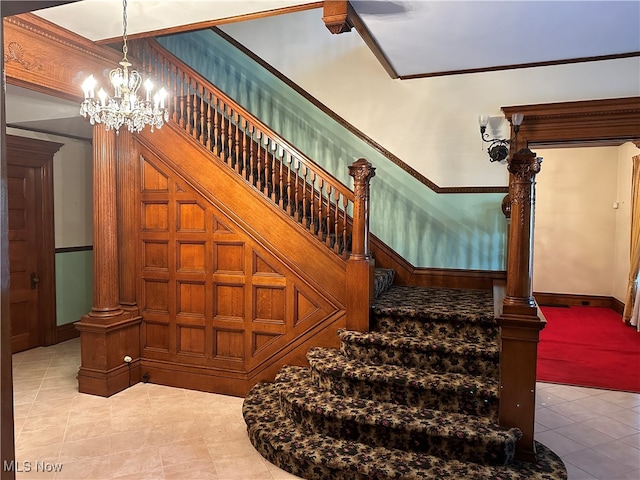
[80,0,168,133]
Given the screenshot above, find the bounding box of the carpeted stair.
[243,273,567,479]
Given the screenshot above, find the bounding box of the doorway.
[6,135,61,352]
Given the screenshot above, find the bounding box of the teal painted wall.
[55,250,93,326]
[157,31,507,270]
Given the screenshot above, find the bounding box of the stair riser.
[280,398,515,465]
[340,342,500,379]
[372,315,500,344]
[311,369,499,420]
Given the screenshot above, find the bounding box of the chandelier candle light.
[80,0,168,133]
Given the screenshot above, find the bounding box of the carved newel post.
[346,158,376,331]
[498,148,544,462]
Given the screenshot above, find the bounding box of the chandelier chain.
[122,0,128,61]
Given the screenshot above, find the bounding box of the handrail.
[131,38,356,259]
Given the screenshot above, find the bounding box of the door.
[6,135,61,353]
[8,164,41,352]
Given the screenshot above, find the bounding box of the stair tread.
[308,346,499,395]
[338,329,500,357]
[372,285,495,324]
[277,365,516,441]
[243,381,567,480]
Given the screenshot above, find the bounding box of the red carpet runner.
[537,306,640,392]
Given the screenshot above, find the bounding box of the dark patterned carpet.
[243,281,567,479]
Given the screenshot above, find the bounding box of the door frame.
[7,134,61,347]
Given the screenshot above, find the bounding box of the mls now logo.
[3,461,63,473]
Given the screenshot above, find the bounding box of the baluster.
[309,172,316,234]
[212,96,220,155]
[325,185,333,248]
[278,149,285,209]
[255,131,263,191]
[301,165,308,228]
[342,196,349,258]
[246,123,253,183]
[270,141,278,203]
[263,136,270,197]
[171,63,178,123]
[178,69,185,128]
[293,158,301,221]
[226,105,234,166]
[185,78,193,135]
[199,85,205,145]
[333,192,341,254]
[191,80,198,139]
[234,114,242,174]
[205,91,212,151]
[317,178,325,241]
[219,104,227,162]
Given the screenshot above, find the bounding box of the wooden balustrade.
[132,39,356,260]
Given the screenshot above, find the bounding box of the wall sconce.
[478,113,523,163]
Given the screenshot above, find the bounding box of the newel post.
[498,148,544,462]
[346,158,376,331]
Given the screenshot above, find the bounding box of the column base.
[75,312,142,397]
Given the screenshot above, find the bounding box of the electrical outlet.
[123,355,132,363]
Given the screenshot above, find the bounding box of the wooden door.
[6,135,61,353]
[7,164,41,352]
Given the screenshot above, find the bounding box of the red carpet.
[536,306,640,392]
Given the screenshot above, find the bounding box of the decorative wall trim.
[212,28,508,195]
[534,292,624,314]
[55,322,80,343]
[98,1,324,44]
[399,52,640,80]
[55,245,93,254]
[370,233,505,290]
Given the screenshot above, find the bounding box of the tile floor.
[9,339,640,479]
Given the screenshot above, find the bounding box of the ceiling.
[6,0,640,139]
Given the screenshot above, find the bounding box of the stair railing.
[131,39,374,329]
[132,38,357,260]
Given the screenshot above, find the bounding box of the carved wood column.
[498,148,544,463]
[75,126,141,397]
[116,131,140,313]
[346,158,375,331]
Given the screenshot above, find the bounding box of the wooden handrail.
[132,38,356,259]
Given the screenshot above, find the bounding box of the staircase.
[243,273,567,479]
[129,38,566,478]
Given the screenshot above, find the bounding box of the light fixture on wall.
[478,113,523,163]
[79,0,168,133]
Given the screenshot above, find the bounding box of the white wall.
[221,8,640,188]
[6,128,93,248]
[533,143,640,298]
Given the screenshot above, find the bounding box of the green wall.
[55,250,93,326]
[157,30,507,270]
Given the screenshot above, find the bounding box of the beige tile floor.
[10,338,640,480]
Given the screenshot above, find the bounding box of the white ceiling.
[8,0,640,138]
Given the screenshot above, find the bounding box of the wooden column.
[116,130,142,384]
[346,158,375,331]
[498,148,544,462]
[75,126,141,397]
[0,14,16,479]
[322,1,353,34]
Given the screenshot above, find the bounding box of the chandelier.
[80,0,168,133]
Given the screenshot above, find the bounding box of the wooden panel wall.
[137,150,344,394]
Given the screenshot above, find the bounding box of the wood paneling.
[135,142,346,395]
